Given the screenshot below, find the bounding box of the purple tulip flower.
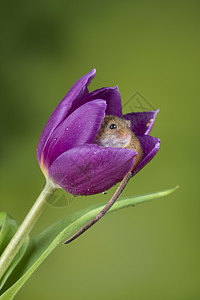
[37,69,160,196]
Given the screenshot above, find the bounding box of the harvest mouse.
[93,115,143,171]
[65,115,144,244]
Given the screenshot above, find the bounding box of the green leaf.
[0,213,29,291]
[0,186,178,300]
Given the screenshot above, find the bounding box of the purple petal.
[48,144,137,195]
[67,86,123,117]
[88,86,122,116]
[133,135,161,175]
[123,110,159,135]
[43,100,107,169]
[37,69,96,166]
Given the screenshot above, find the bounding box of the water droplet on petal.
[102,191,107,195]
[93,152,96,154]
[65,127,69,131]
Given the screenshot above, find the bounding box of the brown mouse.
[65,116,143,244]
[93,115,143,171]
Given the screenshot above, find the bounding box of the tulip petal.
[123,110,159,135]
[48,144,137,195]
[67,86,123,117]
[37,69,96,165]
[89,86,122,116]
[133,135,161,175]
[43,99,107,169]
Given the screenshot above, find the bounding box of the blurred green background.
[0,0,199,299]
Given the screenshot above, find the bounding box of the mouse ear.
[125,119,131,127]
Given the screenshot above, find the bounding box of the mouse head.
[94,115,132,148]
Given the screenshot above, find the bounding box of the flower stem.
[0,180,56,280]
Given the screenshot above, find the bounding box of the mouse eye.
[109,123,117,129]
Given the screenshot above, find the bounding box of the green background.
[0,0,199,299]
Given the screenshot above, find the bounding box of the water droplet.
[87,188,90,191]
[53,138,57,142]
[78,125,81,128]
[65,127,69,131]
[102,191,107,195]
[93,152,96,154]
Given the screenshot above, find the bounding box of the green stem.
[0,180,56,280]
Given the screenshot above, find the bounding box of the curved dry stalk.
[65,171,132,244]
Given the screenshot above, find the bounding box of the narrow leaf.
[0,213,29,291]
[0,186,178,300]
